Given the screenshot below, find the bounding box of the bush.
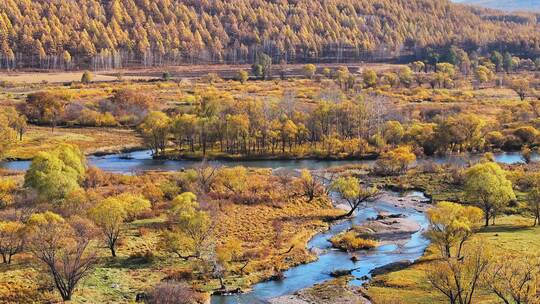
[330,231,378,251]
[147,282,207,304]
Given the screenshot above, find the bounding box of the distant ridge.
[454,0,540,12]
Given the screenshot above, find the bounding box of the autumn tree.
[295,169,324,202]
[140,111,170,156]
[491,51,504,72]
[475,65,495,85]
[0,114,16,159]
[236,70,249,84]
[374,146,416,175]
[362,69,378,88]
[527,186,540,226]
[303,64,316,79]
[81,71,93,84]
[24,144,86,202]
[159,192,212,259]
[510,78,530,101]
[428,241,490,304]
[482,254,540,304]
[331,176,380,218]
[215,166,248,195]
[24,91,68,131]
[464,162,515,226]
[26,212,96,301]
[252,53,272,80]
[0,178,17,208]
[383,121,405,145]
[0,221,26,264]
[90,194,150,257]
[411,61,425,73]
[398,66,414,87]
[4,107,27,141]
[426,202,483,258]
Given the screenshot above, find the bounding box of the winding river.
[0,150,536,303]
[211,191,430,304]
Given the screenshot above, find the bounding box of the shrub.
[147,282,207,304]
[330,231,378,251]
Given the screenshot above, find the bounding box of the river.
[0,150,536,174]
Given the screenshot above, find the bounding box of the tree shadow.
[479,224,534,234]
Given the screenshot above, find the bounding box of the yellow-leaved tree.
[426,201,483,258]
[464,162,515,226]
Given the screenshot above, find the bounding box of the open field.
[0,63,405,84]
[366,215,538,304]
[5,126,143,160]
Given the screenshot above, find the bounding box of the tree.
[464,162,515,226]
[374,146,416,175]
[160,193,212,259]
[383,121,404,145]
[25,91,67,131]
[215,166,248,194]
[0,114,16,159]
[303,64,316,79]
[331,176,379,218]
[362,69,378,88]
[63,51,72,70]
[428,241,490,304]
[162,72,171,81]
[527,187,540,226]
[26,212,96,301]
[114,193,151,221]
[510,78,530,101]
[81,71,93,84]
[0,221,25,264]
[426,202,483,258]
[411,61,425,73]
[483,254,540,304]
[4,107,27,141]
[503,52,514,73]
[139,111,170,156]
[90,194,150,257]
[0,178,17,208]
[236,70,249,84]
[475,65,495,84]
[398,67,413,87]
[24,144,86,202]
[491,51,504,72]
[90,197,125,257]
[252,53,272,80]
[295,169,324,202]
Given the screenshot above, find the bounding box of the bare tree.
[27,213,97,301]
[194,160,220,193]
[428,241,490,304]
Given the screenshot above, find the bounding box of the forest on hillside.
[1,0,540,70]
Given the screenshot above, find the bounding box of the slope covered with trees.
[1,0,540,70]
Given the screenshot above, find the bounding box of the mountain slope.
[454,0,540,12]
[0,0,539,70]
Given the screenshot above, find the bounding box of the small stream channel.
[210,191,430,304]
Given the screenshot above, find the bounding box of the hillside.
[454,0,540,12]
[1,0,540,70]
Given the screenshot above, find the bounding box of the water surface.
[1,150,536,173]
